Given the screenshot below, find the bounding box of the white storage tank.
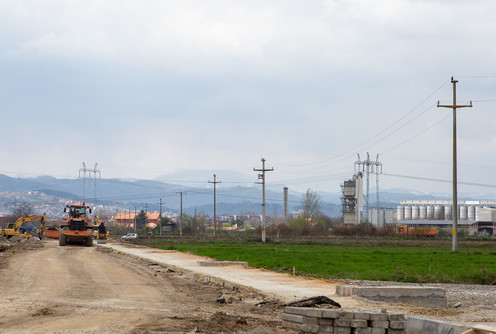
[459,206,467,220]
[411,206,419,220]
[426,206,434,219]
[404,206,412,220]
[419,206,427,220]
[445,206,452,220]
[434,206,444,220]
[468,205,476,220]
[397,206,404,220]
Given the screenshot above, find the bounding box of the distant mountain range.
[0,171,494,218]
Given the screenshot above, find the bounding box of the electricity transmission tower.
[253,158,274,243]
[438,77,472,252]
[79,162,101,203]
[355,153,382,223]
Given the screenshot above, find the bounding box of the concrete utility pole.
[176,192,186,237]
[253,158,274,243]
[283,187,288,219]
[158,198,164,236]
[438,77,472,252]
[208,174,221,237]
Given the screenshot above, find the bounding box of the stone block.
[282,320,319,333]
[334,326,351,334]
[370,320,389,328]
[388,330,406,334]
[322,309,339,319]
[370,329,386,334]
[389,320,406,329]
[355,328,372,334]
[318,318,334,326]
[337,311,354,319]
[352,311,370,320]
[318,325,334,333]
[284,306,323,318]
[334,319,351,327]
[369,312,388,321]
[351,319,368,328]
[281,313,304,324]
[388,313,406,321]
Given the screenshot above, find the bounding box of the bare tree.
[301,189,322,219]
[12,202,33,217]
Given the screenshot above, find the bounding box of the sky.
[1,0,496,197]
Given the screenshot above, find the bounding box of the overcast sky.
[1,0,496,196]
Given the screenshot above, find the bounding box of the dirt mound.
[0,237,44,268]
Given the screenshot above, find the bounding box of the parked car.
[121,233,138,240]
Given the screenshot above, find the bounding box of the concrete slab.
[336,285,447,308]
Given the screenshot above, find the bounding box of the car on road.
[121,233,138,240]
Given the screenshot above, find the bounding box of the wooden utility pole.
[438,77,472,252]
[253,158,274,243]
[208,174,221,236]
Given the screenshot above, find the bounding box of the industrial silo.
[419,206,427,220]
[445,206,452,220]
[468,205,476,220]
[434,205,444,220]
[411,205,419,220]
[459,206,467,220]
[404,206,412,220]
[397,206,404,220]
[426,205,434,219]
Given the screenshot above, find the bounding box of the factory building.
[396,200,496,234]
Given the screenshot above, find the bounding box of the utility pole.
[438,77,472,252]
[208,174,221,237]
[134,207,137,232]
[253,158,274,243]
[158,198,164,236]
[176,192,186,237]
[79,162,87,201]
[283,187,288,219]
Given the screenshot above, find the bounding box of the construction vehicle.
[92,215,108,244]
[1,214,47,239]
[44,226,59,239]
[397,225,438,237]
[59,203,93,247]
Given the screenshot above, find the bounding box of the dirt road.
[0,239,293,333]
[1,238,495,333]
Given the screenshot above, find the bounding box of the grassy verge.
[156,243,496,284]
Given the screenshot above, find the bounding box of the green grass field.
[156,242,496,284]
